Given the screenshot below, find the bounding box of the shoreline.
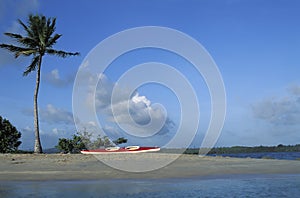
[3,173,300,183]
[0,153,300,181]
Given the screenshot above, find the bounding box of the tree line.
[183,145,300,155]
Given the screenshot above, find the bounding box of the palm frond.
[38,15,47,47]
[46,49,79,58]
[23,56,40,76]
[48,18,56,36]
[4,32,38,48]
[45,17,56,43]
[18,19,34,38]
[15,49,37,58]
[28,15,41,44]
[19,37,39,48]
[46,34,61,47]
[0,44,36,58]
[4,33,22,39]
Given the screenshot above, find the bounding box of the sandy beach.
[0,153,299,181]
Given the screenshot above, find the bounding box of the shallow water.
[0,174,300,198]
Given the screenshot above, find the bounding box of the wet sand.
[0,153,299,181]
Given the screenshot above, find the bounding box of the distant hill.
[43,147,60,154]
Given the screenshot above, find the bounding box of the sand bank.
[0,153,299,181]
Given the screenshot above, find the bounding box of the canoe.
[80,146,160,154]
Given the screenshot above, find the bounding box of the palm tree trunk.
[33,55,43,153]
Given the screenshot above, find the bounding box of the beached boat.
[80,146,160,154]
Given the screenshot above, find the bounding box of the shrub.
[56,134,85,153]
[0,116,22,153]
[113,137,128,145]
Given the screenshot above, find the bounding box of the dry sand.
[0,153,299,181]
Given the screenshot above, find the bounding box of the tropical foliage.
[113,137,128,145]
[0,116,22,153]
[56,134,86,154]
[55,131,125,153]
[0,14,79,153]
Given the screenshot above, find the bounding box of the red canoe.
[80,146,160,154]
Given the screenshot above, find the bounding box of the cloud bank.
[40,104,74,125]
[93,74,171,137]
[44,69,74,87]
[22,104,74,125]
[75,68,174,139]
[20,125,70,150]
[252,85,300,126]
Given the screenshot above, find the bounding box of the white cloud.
[44,69,74,87]
[94,75,168,136]
[252,85,300,126]
[52,128,59,135]
[40,104,74,125]
[51,69,60,79]
[20,125,76,150]
[22,126,33,133]
[22,104,75,125]
[51,127,72,138]
[132,93,151,107]
[76,70,172,137]
[103,125,122,137]
[88,121,96,127]
[288,84,300,96]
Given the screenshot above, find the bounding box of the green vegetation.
[113,137,128,145]
[183,144,300,155]
[78,131,115,150]
[0,14,79,153]
[56,134,85,154]
[0,116,22,153]
[55,131,127,153]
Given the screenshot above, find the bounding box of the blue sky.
[0,0,300,150]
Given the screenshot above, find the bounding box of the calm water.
[208,152,300,160]
[1,174,300,198]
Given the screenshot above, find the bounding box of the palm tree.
[0,14,79,153]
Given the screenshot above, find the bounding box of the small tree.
[77,130,114,149]
[103,136,114,147]
[0,116,22,153]
[56,138,73,153]
[72,134,86,153]
[56,134,85,153]
[88,135,104,149]
[113,137,128,145]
